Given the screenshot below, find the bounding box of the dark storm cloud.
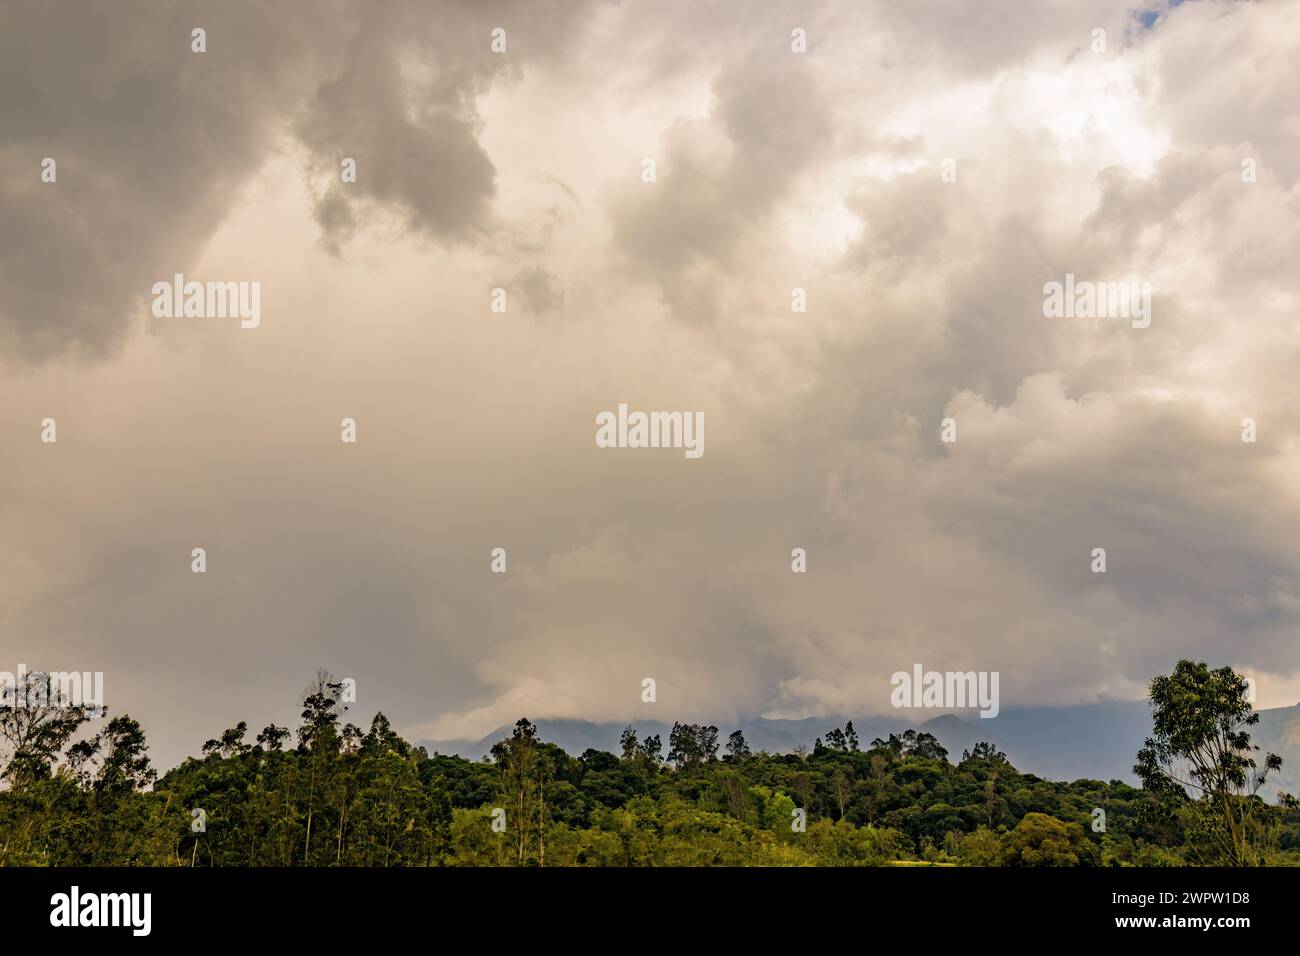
[295,0,599,251]
[0,0,352,362]
[0,0,597,361]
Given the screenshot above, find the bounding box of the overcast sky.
[3,0,1299,770]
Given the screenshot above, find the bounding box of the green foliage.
[1135,660,1287,865]
[2,660,1296,866]
[1000,812,1101,867]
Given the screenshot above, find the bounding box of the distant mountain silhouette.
[420,699,1300,800]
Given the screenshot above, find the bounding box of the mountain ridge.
[418,699,1300,799]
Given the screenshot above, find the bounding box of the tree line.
[1,660,1296,866]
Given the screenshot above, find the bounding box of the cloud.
[3,0,1299,766]
[509,266,564,314]
[605,52,832,321]
[0,0,597,362]
[0,0,353,362]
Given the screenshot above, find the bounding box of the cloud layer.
[3,0,1299,767]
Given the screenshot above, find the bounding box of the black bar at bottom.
[0,865,1288,941]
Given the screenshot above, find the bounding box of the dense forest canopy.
[1,662,1296,866]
